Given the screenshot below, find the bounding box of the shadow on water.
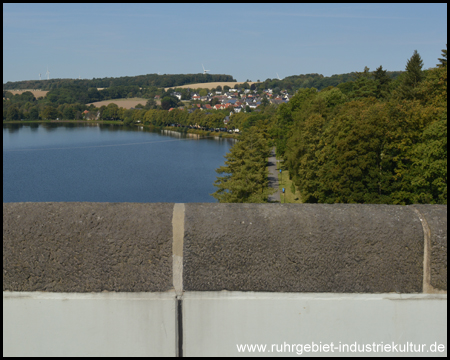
[3,122,235,203]
[4,123,23,133]
[40,122,60,131]
[3,122,237,144]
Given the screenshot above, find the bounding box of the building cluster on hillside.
[166,88,292,112]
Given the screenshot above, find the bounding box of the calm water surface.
[3,123,234,202]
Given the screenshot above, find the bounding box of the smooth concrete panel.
[3,292,176,357]
[183,292,447,357]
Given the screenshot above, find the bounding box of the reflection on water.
[4,122,237,143]
[3,122,235,203]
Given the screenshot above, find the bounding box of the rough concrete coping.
[3,203,174,292]
[3,203,447,293]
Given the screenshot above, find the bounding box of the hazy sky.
[3,3,447,83]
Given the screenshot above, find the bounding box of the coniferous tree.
[400,50,424,99]
[212,127,271,203]
[351,67,377,99]
[437,44,447,68]
[373,65,391,99]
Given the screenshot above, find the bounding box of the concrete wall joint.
[411,205,446,294]
[172,203,185,296]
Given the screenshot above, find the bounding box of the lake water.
[3,123,235,203]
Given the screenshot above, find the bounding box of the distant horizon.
[3,68,406,86]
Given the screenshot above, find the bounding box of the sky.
[3,3,447,83]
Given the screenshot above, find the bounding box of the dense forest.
[256,71,402,92]
[3,70,402,93]
[2,73,236,91]
[213,47,447,205]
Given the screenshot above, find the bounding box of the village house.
[270,99,285,105]
[171,92,182,100]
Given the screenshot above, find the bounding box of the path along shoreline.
[268,147,281,203]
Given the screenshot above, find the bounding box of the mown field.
[86,98,160,109]
[164,81,258,91]
[5,89,49,98]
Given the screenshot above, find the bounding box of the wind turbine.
[276,72,281,80]
[39,73,41,80]
[46,67,50,80]
[202,64,210,74]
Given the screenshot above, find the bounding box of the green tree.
[6,106,20,121]
[400,50,424,99]
[28,106,39,120]
[261,96,270,107]
[161,96,178,110]
[410,112,447,204]
[106,103,119,119]
[212,128,271,202]
[210,97,220,106]
[63,107,75,120]
[317,100,392,204]
[373,65,392,99]
[351,67,377,99]
[180,89,190,100]
[145,99,157,109]
[41,105,58,120]
[437,44,447,68]
[123,117,134,126]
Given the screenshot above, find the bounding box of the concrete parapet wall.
[184,204,424,293]
[3,203,173,292]
[3,203,448,356]
[3,203,447,293]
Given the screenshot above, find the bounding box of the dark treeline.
[213,47,447,204]
[3,73,236,91]
[242,71,402,93]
